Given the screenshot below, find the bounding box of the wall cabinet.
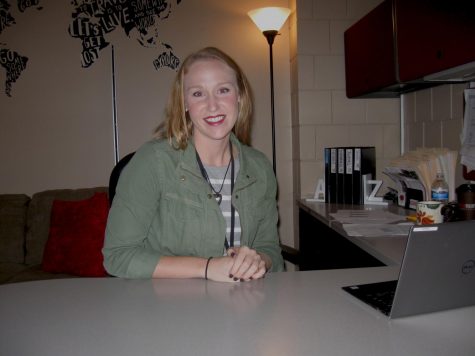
[344,0,475,98]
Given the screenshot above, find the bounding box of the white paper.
[330,209,406,224]
[342,223,413,237]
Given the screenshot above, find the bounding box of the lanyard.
[196,141,236,249]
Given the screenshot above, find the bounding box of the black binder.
[325,146,376,205]
[352,147,376,205]
[329,148,338,204]
[324,148,331,203]
[337,148,345,204]
[344,148,354,204]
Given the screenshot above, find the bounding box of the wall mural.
[69,0,181,69]
[0,0,182,97]
[0,0,40,97]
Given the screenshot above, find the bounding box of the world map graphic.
[0,0,181,97]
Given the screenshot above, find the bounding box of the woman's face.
[183,58,239,147]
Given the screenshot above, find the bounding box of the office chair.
[108,152,135,206]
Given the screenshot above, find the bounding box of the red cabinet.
[344,0,475,98]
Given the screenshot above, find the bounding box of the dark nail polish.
[231,252,236,257]
[249,277,253,280]
[229,274,233,278]
[233,277,238,281]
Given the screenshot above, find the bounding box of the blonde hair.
[155,47,253,149]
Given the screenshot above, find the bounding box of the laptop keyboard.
[342,280,398,316]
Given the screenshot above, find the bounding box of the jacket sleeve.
[102,143,162,278]
[250,155,284,272]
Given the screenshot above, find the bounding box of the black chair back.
[108,152,135,206]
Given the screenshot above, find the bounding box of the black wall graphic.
[0,0,41,97]
[0,0,182,97]
[0,47,28,96]
[69,0,181,70]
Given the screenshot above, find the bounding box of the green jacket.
[103,135,284,278]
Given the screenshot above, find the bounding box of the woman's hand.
[226,246,269,281]
[152,250,270,283]
[205,256,239,283]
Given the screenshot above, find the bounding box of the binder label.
[346,149,353,174]
[331,149,337,173]
[354,148,361,171]
[338,149,345,174]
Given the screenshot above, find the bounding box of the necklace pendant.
[214,193,222,205]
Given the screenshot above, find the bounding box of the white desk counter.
[1,268,474,356]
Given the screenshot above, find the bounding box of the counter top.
[1,269,474,356]
[298,200,410,265]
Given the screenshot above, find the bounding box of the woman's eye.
[219,87,230,94]
[192,91,202,97]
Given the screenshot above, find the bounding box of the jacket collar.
[178,134,256,190]
[179,133,240,173]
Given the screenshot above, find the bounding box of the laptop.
[342,220,475,319]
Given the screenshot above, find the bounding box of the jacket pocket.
[238,197,270,246]
[161,192,204,255]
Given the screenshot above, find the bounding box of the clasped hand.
[206,246,267,283]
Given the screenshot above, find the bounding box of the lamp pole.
[111,45,119,165]
[263,30,278,174]
[248,6,291,176]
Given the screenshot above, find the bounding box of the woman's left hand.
[226,246,269,281]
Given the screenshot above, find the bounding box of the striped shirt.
[203,158,241,250]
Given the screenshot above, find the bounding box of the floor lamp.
[248,7,291,174]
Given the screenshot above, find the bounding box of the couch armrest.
[0,194,30,264]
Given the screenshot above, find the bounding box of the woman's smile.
[204,115,226,125]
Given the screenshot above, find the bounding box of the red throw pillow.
[42,192,109,277]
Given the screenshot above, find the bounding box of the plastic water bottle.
[431,172,449,203]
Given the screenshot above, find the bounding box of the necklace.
[196,140,236,249]
[196,141,233,205]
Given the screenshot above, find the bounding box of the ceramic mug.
[416,201,444,225]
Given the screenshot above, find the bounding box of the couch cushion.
[42,192,109,277]
[25,187,108,265]
[0,194,30,264]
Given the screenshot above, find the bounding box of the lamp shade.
[248,7,291,33]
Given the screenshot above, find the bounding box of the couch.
[0,187,109,285]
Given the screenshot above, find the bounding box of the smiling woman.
[184,58,239,161]
[103,47,284,283]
